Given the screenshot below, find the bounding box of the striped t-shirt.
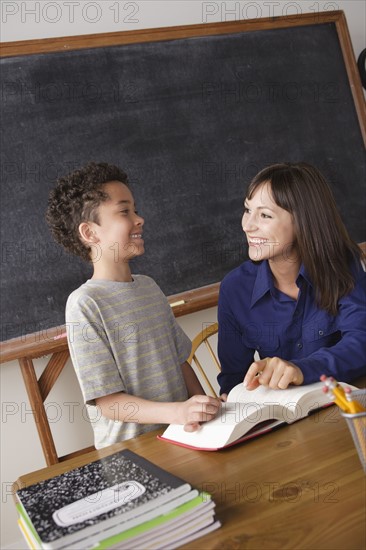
[66,275,191,448]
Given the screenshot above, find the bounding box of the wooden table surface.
[14,405,365,550]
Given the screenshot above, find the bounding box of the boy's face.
[91,181,144,263]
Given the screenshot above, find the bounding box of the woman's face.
[242,182,297,264]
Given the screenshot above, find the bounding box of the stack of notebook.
[15,449,220,549]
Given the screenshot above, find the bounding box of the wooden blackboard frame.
[1,11,365,144]
[1,10,365,362]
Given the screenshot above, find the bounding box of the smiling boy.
[46,162,219,448]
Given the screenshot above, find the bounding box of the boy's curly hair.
[46,162,128,262]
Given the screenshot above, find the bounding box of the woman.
[217,162,366,395]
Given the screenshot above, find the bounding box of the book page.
[228,382,332,422]
[227,381,325,407]
[161,402,284,449]
[227,381,355,422]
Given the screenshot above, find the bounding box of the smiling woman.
[217,162,366,396]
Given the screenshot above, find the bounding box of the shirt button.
[318,330,324,336]
[297,343,303,349]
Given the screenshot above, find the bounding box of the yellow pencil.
[344,387,366,414]
[320,375,350,412]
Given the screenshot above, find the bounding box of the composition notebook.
[15,449,195,549]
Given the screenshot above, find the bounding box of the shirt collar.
[250,261,312,307]
[297,264,313,287]
[250,261,274,307]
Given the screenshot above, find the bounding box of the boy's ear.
[79,222,99,244]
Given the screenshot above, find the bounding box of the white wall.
[1,1,365,548]
[1,0,365,58]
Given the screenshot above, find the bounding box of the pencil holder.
[341,390,366,473]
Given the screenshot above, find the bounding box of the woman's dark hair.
[46,162,128,262]
[246,162,364,316]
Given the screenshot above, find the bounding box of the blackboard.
[1,11,365,345]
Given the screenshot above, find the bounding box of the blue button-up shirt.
[217,259,366,394]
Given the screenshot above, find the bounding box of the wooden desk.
[13,405,365,550]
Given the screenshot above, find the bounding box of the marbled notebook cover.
[16,449,190,547]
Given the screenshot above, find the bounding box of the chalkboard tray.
[1,11,365,354]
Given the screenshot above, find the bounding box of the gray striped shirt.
[66,275,191,448]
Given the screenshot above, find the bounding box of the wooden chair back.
[18,342,94,466]
[188,322,220,397]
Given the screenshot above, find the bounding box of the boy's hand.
[178,395,221,431]
[243,357,304,390]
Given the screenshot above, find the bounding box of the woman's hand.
[243,357,304,390]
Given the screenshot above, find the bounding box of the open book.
[159,381,355,451]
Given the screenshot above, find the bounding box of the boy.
[46,162,220,449]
